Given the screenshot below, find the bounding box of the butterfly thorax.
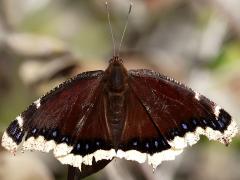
[103,57,128,146]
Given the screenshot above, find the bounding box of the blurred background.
[0,0,240,179]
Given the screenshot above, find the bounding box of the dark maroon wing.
[116,88,171,165]
[1,70,113,169]
[124,69,238,168]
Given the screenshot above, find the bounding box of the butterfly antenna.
[105,1,116,57]
[118,2,133,56]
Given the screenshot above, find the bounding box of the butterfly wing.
[125,69,238,168]
[2,70,114,170]
[2,65,238,171]
[116,89,176,165]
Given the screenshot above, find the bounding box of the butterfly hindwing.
[115,87,185,169]
[128,69,238,168]
[59,89,116,170]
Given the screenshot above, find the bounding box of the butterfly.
[1,55,238,171]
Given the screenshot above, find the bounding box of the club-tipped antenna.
[105,1,116,57]
[118,2,133,56]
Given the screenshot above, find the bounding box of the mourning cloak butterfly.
[1,56,238,170]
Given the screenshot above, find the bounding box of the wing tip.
[1,131,19,153]
[1,118,25,152]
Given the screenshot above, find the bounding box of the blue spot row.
[25,127,73,146]
[25,127,112,156]
[165,112,231,141]
[120,137,171,155]
[71,139,111,156]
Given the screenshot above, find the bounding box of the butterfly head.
[109,56,123,64]
[105,56,127,92]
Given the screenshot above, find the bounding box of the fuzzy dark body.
[103,58,129,146]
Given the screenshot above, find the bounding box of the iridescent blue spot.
[217,121,225,129]
[181,123,188,130]
[61,136,69,143]
[76,143,81,151]
[15,131,23,140]
[210,121,217,129]
[96,141,100,146]
[32,128,37,134]
[52,130,57,138]
[133,141,138,146]
[154,140,158,147]
[85,144,89,150]
[192,119,198,126]
[10,127,18,135]
[203,119,208,125]
[145,142,149,149]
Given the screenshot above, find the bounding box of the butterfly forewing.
[2,71,113,155]
[57,88,115,169]
[116,89,171,164]
[25,71,103,135]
